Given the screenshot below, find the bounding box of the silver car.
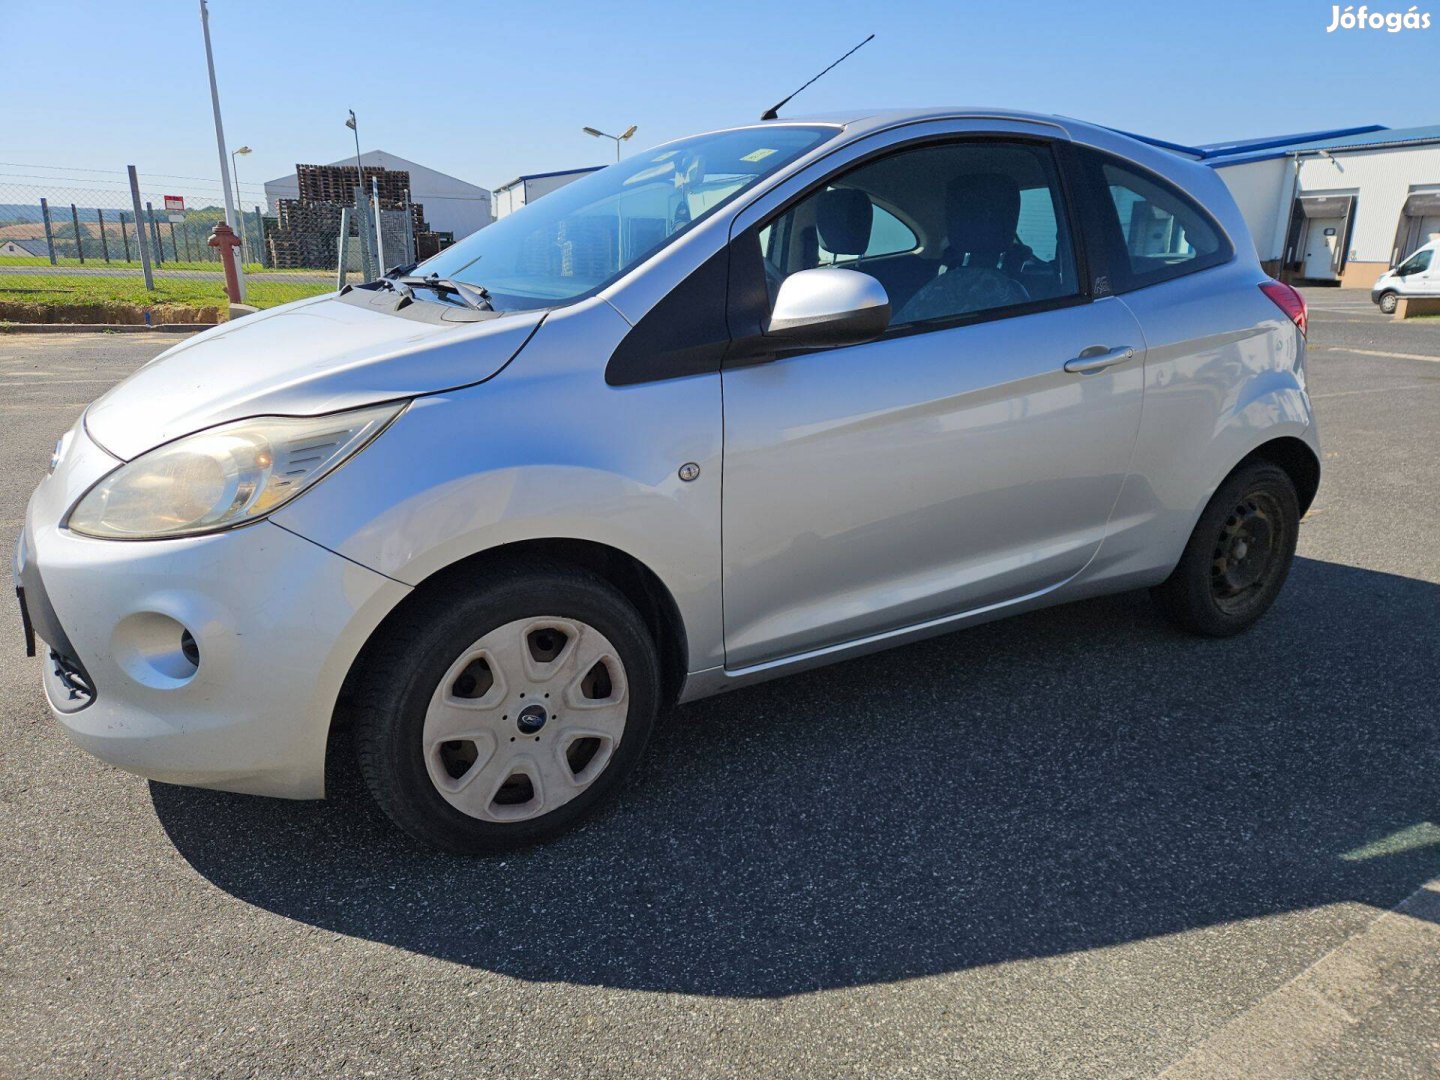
[15,108,1318,852]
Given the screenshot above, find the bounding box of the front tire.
[1378,290,1399,314]
[1152,461,1300,638]
[353,560,661,853]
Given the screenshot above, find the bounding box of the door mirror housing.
[765,268,890,348]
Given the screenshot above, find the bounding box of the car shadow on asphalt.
[151,556,1440,997]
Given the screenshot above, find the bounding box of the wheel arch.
[1239,435,1321,516]
[332,537,690,748]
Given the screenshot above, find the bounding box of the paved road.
[0,263,332,285]
[2,291,1437,1078]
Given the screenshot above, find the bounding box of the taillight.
[1260,279,1307,338]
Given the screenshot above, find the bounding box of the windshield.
[413,125,836,311]
[1398,248,1432,274]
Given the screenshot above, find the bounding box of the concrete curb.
[0,323,212,334]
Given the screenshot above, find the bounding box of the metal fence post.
[146,203,162,266]
[336,206,352,289]
[403,188,415,265]
[254,205,267,268]
[119,211,131,262]
[39,198,57,265]
[371,176,385,275]
[70,203,85,262]
[126,166,154,289]
[97,208,110,262]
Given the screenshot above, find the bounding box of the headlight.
[68,401,405,540]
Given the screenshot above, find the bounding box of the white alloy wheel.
[421,617,629,822]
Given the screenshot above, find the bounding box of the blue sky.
[5,0,1436,206]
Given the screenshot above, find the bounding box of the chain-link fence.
[0,163,456,324]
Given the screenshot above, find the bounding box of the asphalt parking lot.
[2,290,1438,1078]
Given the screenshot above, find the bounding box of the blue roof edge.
[496,166,604,190]
[1192,125,1387,157]
[1100,123,1440,168]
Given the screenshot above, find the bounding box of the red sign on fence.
[163,195,185,212]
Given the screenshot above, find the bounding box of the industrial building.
[264,151,493,241]
[492,168,601,219]
[1134,124,1440,287]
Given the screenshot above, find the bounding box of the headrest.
[945,173,1021,264]
[816,188,874,257]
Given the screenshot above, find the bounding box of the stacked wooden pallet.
[266,163,435,269]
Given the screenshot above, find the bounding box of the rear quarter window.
[1078,149,1232,292]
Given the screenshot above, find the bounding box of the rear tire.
[1152,461,1300,638]
[353,559,661,854]
[1378,290,1399,314]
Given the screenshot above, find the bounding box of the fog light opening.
[180,629,200,669]
[112,612,202,688]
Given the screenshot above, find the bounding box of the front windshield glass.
[1398,248,1432,274]
[414,125,836,311]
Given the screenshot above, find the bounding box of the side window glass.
[1404,249,1432,273]
[1098,160,1227,286]
[761,141,1078,326]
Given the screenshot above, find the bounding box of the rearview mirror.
[765,268,890,348]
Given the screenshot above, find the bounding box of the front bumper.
[15,424,410,798]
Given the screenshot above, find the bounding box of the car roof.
[775,105,1079,135]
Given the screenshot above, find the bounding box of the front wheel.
[353,561,661,853]
[1152,461,1300,637]
[1378,290,1399,314]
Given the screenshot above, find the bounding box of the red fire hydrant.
[208,222,243,304]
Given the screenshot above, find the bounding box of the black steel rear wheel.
[1153,461,1300,637]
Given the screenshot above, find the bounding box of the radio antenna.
[761,34,875,121]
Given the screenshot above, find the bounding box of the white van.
[1372,239,1440,313]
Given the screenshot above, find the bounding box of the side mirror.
[765,267,890,348]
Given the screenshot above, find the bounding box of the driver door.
[720,136,1146,669]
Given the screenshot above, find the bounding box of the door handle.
[1064,345,1135,374]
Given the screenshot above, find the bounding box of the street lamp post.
[199,0,245,302]
[345,110,374,278]
[583,124,638,162]
[231,144,251,269]
[345,110,365,195]
[583,125,637,273]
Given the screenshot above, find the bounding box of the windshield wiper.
[398,273,494,311]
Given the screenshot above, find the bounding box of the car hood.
[84,294,546,460]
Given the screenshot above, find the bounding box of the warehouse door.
[1303,218,1344,279]
[1285,193,1354,281]
[1390,189,1440,265]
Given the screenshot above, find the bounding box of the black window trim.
[1070,144,1235,295]
[727,131,1096,365]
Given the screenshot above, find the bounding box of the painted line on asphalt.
[0,378,127,386]
[1157,877,1440,1079]
[1310,346,1440,363]
[1311,383,1440,401]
